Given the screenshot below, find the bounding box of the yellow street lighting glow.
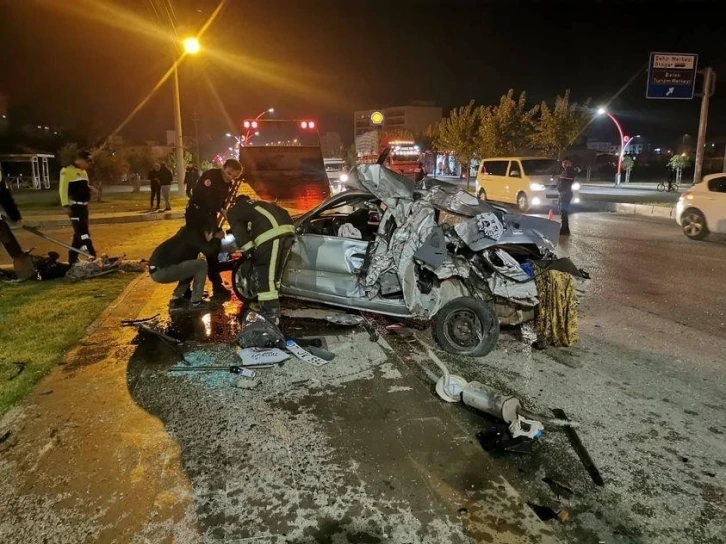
[183,37,201,55]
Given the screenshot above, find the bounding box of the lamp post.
[242,108,274,144]
[597,107,626,186]
[173,37,200,196]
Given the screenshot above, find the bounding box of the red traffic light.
[300,121,308,129]
[308,120,315,129]
[243,120,250,128]
[243,120,258,129]
[299,120,316,129]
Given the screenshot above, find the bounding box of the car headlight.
[529,183,546,191]
[340,173,349,183]
[571,182,581,191]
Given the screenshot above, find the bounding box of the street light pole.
[173,65,185,196]
[597,107,626,186]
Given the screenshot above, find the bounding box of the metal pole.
[173,64,186,196]
[193,112,201,166]
[606,113,625,186]
[694,67,714,185]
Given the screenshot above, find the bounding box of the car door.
[480,160,509,202]
[506,160,523,202]
[705,175,726,233]
[282,234,369,299]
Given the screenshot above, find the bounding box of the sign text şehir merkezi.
[646,52,698,100]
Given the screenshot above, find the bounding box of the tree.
[90,149,128,202]
[668,153,691,184]
[478,89,538,158]
[531,90,592,158]
[58,142,80,167]
[622,155,635,183]
[166,150,192,178]
[123,145,155,178]
[433,100,480,184]
[346,143,358,167]
[201,159,214,171]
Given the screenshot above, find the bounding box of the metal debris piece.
[527,503,570,523]
[542,477,574,499]
[121,314,160,326]
[325,314,364,326]
[285,340,329,366]
[552,408,604,487]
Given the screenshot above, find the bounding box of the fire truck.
[355,131,425,181]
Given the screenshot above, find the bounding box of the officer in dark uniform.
[557,158,575,236]
[227,196,295,325]
[185,158,242,300]
[185,163,201,198]
[59,150,97,264]
[0,166,25,261]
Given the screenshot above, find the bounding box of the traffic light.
[243,120,258,129]
[299,120,316,129]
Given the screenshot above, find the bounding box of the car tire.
[478,187,487,201]
[681,208,709,240]
[433,297,500,357]
[516,192,529,212]
[231,257,258,304]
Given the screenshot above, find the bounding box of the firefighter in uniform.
[557,158,575,236]
[59,150,97,264]
[227,196,294,324]
[185,158,242,300]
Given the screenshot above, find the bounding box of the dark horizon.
[1,0,723,153]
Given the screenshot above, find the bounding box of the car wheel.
[681,209,709,240]
[478,187,487,201]
[516,192,529,212]
[232,257,258,303]
[433,297,500,357]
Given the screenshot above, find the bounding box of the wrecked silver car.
[225,164,566,357]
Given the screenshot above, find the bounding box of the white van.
[476,157,580,211]
[324,158,348,194]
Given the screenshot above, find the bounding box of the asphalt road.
[433,212,726,543]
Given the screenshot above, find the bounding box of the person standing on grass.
[149,163,161,210]
[185,163,200,198]
[158,162,173,211]
[59,150,98,264]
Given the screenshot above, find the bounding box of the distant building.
[587,137,649,156]
[354,102,442,138]
[319,131,343,158]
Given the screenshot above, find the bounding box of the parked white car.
[676,173,726,239]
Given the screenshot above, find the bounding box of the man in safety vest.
[59,150,98,264]
[227,196,294,325]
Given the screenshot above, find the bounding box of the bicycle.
[656,180,680,192]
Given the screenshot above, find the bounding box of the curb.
[576,201,675,220]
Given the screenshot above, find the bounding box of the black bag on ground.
[236,310,286,349]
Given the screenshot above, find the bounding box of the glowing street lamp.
[596,107,626,185]
[183,37,201,55]
[173,36,202,195]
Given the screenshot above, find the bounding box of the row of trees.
[430,89,593,179]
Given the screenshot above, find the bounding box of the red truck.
[355,132,425,181]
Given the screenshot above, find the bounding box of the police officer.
[59,150,98,264]
[185,158,242,300]
[227,195,294,325]
[557,158,575,236]
[185,163,201,198]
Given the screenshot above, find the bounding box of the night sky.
[1,0,723,152]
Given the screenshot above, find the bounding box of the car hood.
[347,164,414,206]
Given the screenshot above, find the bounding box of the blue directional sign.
[647,52,698,99]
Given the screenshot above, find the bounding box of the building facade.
[354,102,442,138]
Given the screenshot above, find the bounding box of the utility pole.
[693,67,715,185]
[192,112,201,166]
[173,65,186,196]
